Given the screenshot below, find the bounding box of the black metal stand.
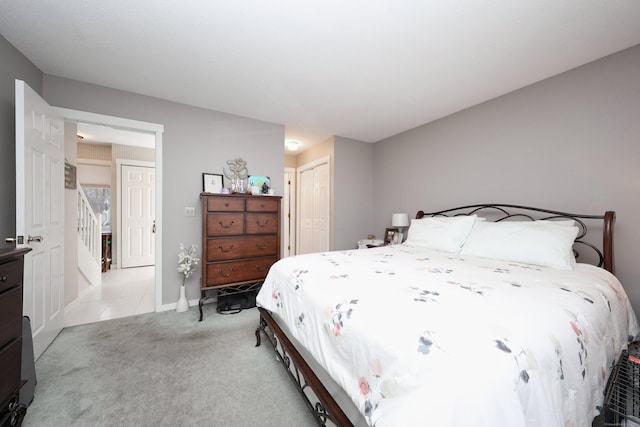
[603,342,640,426]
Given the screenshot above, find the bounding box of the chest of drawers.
[0,247,31,426]
[199,193,282,320]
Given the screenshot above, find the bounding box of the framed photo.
[384,227,399,245]
[202,173,223,193]
[248,175,271,194]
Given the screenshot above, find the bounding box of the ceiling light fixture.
[286,140,301,151]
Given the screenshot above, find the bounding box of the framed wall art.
[202,173,223,193]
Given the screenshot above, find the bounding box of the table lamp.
[391,213,409,244]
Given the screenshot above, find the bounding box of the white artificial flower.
[177,243,200,285]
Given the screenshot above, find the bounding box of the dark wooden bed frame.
[255,204,616,426]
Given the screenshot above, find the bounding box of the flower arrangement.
[177,243,199,286]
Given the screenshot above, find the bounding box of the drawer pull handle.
[218,244,234,253]
[0,275,8,283]
[260,203,265,208]
[256,265,268,272]
[224,203,230,207]
[219,220,235,229]
[256,219,270,228]
[218,268,234,277]
[255,242,270,250]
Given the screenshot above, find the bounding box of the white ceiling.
[1,1,640,152]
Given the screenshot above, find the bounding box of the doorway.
[57,107,164,319]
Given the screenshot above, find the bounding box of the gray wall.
[0,35,43,247]
[334,136,374,249]
[372,44,640,316]
[43,75,285,306]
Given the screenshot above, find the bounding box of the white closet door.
[296,156,330,255]
[312,162,329,253]
[298,168,315,255]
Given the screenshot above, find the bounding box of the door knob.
[27,235,43,243]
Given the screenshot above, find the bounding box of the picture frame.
[384,227,399,245]
[248,175,271,194]
[202,173,223,193]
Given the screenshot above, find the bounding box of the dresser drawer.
[0,286,22,350]
[207,197,244,212]
[0,259,23,293]
[246,213,278,234]
[246,198,279,212]
[206,236,278,261]
[0,337,22,405]
[205,257,277,287]
[207,213,244,236]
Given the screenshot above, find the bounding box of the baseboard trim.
[157,298,201,312]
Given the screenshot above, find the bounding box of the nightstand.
[357,239,384,249]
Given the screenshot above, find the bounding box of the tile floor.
[64,265,155,327]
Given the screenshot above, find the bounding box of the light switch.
[184,207,195,217]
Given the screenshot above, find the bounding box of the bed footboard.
[255,308,352,427]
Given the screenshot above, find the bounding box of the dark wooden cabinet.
[101,233,112,272]
[0,248,31,426]
[199,193,281,320]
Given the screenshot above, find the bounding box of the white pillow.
[460,220,579,270]
[404,215,477,253]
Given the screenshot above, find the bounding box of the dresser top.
[0,247,31,262]
[200,192,282,200]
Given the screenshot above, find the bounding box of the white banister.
[77,182,101,263]
[77,182,102,286]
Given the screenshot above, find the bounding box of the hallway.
[65,266,155,327]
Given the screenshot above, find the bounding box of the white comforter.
[257,245,639,426]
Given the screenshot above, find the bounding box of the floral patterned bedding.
[256,244,640,426]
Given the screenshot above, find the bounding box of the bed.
[254,204,640,426]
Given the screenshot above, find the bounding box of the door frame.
[55,107,164,311]
[116,160,156,269]
[284,167,296,257]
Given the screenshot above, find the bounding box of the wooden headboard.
[416,204,616,273]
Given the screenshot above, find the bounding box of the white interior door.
[120,164,155,268]
[298,168,314,254]
[296,156,330,255]
[313,162,330,253]
[15,79,65,360]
